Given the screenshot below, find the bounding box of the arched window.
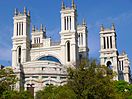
[38,56,61,64]
[66,41,70,62]
[18,46,21,63]
[107,61,112,69]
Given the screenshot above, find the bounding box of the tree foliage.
[114,80,132,99]
[1,61,132,99]
[67,60,116,99]
[0,68,17,96]
[36,85,76,99]
[0,68,33,99]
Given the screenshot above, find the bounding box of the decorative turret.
[27,10,30,17]
[61,0,65,9]
[82,18,86,26]
[100,24,104,31]
[111,23,115,30]
[24,7,27,15]
[32,25,35,32]
[72,0,76,9]
[14,7,30,17]
[40,24,43,31]
[122,50,126,55]
[44,26,46,33]
[14,8,18,16]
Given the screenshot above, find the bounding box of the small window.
[42,76,48,78]
[51,76,57,79]
[67,41,70,62]
[32,76,38,78]
[18,47,21,63]
[110,36,112,48]
[103,37,106,49]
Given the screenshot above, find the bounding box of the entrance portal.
[27,84,34,97]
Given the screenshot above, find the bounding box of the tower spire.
[61,0,65,9]
[32,25,35,32]
[82,18,86,26]
[14,8,18,16]
[40,24,43,31]
[24,7,27,15]
[100,24,104,31]
[111,23,115,30]
[44,26,46,33]
[72,0,76,9]
[27,10,30,17]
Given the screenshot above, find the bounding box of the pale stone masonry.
[100,24,131,83]
[12,0,88,95]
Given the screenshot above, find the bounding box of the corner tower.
[12,7,31,90]
[12,7,31,67]
[100,24,118,80]
[60,0,78,66]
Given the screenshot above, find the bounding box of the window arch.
[38,56,61,64]
[106,61,112,69]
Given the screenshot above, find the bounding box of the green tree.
[36,85,76,99]
[67,60,116,99]
[0,68,33,99]
[0,67,17,97]
[114,80,132,99]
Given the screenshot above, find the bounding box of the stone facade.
[12,1,88,95]
[11,0,131,96]
[100,24,131,83]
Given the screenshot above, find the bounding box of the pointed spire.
[111,23,115,30]
[82,18,86,26]
[32,25,35,32]
[122,50,126,55]
[100,24,104,31]
[44,26,46,32]
[14,8,18,16]
[72,0,76,9]
[61,0,65,9]
[27,10,30,17]
[40,24,43,31]
[24,7,27,15]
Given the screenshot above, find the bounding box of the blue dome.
[38,56,61,63]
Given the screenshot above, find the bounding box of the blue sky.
[0,0,132,67]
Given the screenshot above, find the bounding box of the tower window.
[19,23,21,35]
[64,17,66,30]
[17,23,18,36]
[110,36,112,48]
[78,33,80,45]
[67,16,69,30]
[107,37,109,49]
[70,16,71,30]
[18,47,21,63]
[103,37,106,49]
[81,34,83,45]
[67,41,70,62]
[22,22,23,35]
[122,61,124,70]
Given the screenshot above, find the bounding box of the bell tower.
[12,7,31,90]
[100,24,118,80]
[60,0,78,66]
[12,7,30,67]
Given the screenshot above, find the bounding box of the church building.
[12,0,88,94]
[11,0,131,96]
